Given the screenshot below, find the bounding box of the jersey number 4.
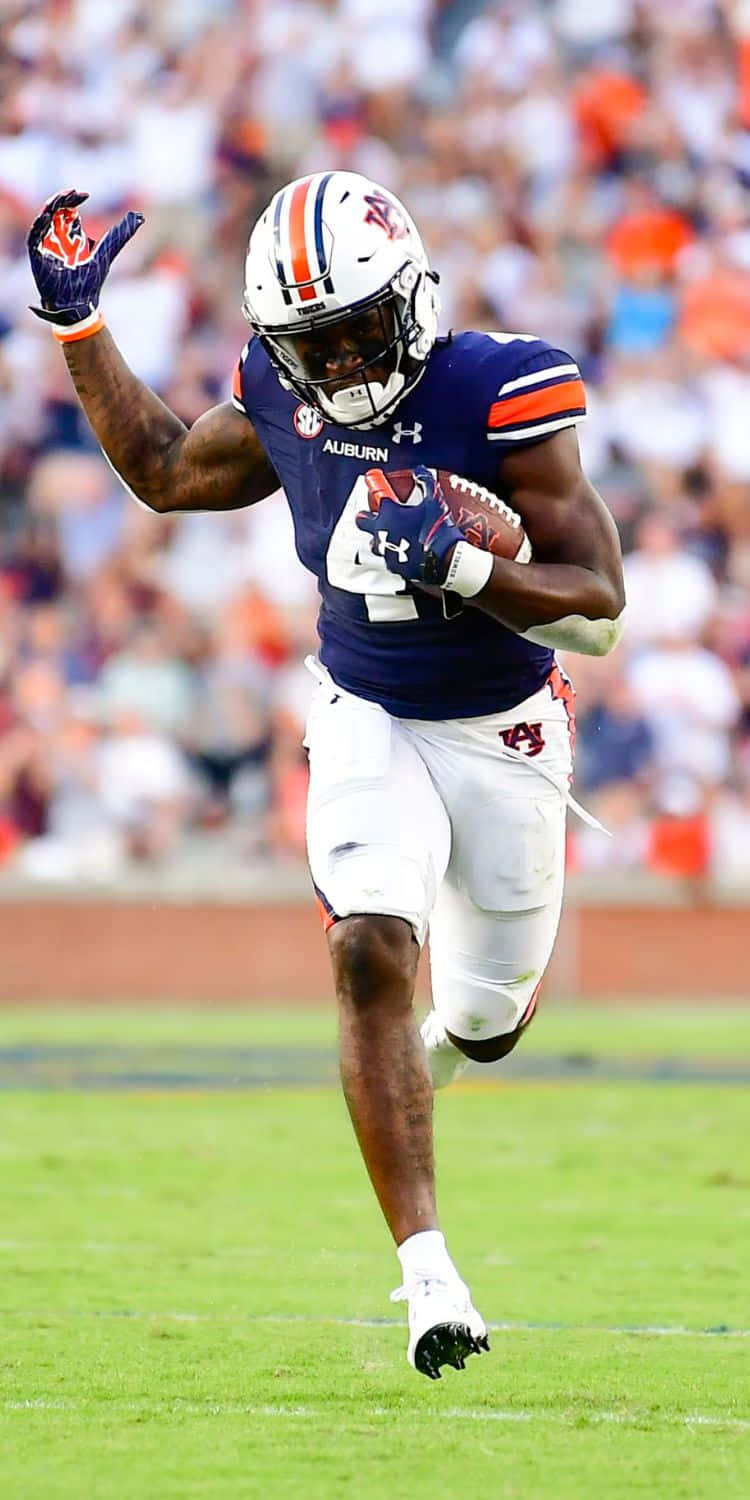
[326,476,418,622]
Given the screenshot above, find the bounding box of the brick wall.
[0,899,747,1003]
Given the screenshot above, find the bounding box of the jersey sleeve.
[231,341,251,417]
[484,337,586,452]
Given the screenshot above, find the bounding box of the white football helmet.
[242,171,440,428]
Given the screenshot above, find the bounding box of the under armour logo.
[392,422,422,445]
[378,531,410,563]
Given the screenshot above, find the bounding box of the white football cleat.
[420,1009,471,1090]
[390,1274,490,1379]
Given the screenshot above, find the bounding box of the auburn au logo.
[41,208,90,267]
[363,192,407,241]
[456,507,494,551]
[500,722,545,758]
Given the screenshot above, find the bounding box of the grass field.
[1,1002,749,1498]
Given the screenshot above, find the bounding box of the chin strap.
[321,371,406,428]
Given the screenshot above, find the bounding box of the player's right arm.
[60,327,278,514]
[27,189,279,514]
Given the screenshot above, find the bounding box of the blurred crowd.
[1,0,750,889]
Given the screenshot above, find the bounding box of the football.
[373,468,532,563]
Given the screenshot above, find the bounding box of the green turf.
[0,999,748,1057]
[1,1005,749,1498]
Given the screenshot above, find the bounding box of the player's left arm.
[471,426,626,655]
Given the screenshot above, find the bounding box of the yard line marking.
[328,1317,750,1339]
[3,1042,750,1089]
[5,1399,76,1410]
[4,1307,750,1337]
[0,1240,269,1255]
[447,1409,750,1429]
[4,1398,750,1429]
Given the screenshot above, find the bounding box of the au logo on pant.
[500,721,545,757]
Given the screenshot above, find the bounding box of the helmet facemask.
[245,259,439,429]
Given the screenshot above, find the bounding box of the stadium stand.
[0,0,749,895]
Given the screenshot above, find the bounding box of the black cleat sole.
[413,1322,491,1380]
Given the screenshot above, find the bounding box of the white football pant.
[305,664,574,1043]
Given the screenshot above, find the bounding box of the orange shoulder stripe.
[232,360,243,400]
[488,377,586,430]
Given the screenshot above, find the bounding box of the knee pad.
[448,986,539,1062]
[312,845,435,946]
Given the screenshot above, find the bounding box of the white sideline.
[4,1399,750,1429]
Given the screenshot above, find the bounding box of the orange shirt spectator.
[224,588,291,670]
[574,68,647,170]
[646,810,710,879]
[607,204,694,278]
[738,35,750,130]
[679,263,750,361]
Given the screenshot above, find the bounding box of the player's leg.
[411,683,572,1087]
[425,830,564,1087]
[327,911,429,1245]
[306,682,447,1248]
[326,912,488,1376]
[305,680,488,1375]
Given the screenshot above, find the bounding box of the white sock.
[397,1229,457,1284]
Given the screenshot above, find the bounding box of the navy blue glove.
[27,189,144,327]
[357,466,464,585]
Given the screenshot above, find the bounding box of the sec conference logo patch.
[294,404,325,439]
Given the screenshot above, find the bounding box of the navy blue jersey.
[233,330,586,718]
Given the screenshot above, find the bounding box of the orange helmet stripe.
[287,177,317,302]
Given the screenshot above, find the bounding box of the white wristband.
[443,541,494,598]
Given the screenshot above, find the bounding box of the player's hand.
[27,189,144,327]
[356,466,465,585]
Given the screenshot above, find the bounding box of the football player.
[27,176,625,1380]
